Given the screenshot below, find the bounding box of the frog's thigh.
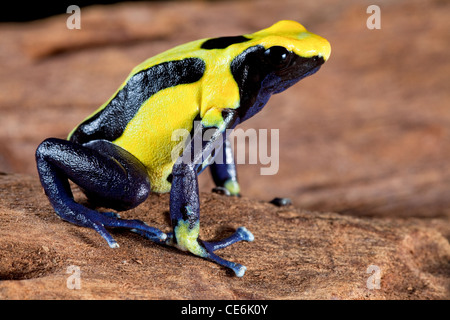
[80,139,151,210]
[37,138,150,212]
[36,138,168,248]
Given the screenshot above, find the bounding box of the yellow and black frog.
[36,20,330,277]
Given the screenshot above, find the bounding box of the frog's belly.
[113,84,200,193]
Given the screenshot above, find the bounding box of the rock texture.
[0,0,449,299]
[0,173,449,299]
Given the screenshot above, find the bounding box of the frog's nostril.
[312,55,325,66]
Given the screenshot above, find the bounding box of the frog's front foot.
[165,221,254,277]
[205,226,254,277]
[212,179,241,197]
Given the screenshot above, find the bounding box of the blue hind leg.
[35,138,167,247]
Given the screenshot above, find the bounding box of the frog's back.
[68,40,210,191]
[68,39,207,146]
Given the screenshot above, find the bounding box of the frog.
[35,20,331,277]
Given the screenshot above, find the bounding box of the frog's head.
[245,20,330,90]
[255,20,330,93]
[223,20,331,121]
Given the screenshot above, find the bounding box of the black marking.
[166,173,173,184]
[201,36,250,50]
[230,45,325,122]
[70,58,206,144]
[264,46,291,67]
[180,206,189,220]
[220,108,238,128]
[230,45,269,121]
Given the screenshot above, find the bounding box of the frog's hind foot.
[97,213,168,246]
[57,203,168,248]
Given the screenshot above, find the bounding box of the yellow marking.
[250,20,331,61]
[201,107,226,129]
[113,83,200,193]
[224,179,240,195]
[174,220,207,257]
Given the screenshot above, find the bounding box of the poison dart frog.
[36,20,330,277]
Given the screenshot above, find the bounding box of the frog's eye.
[264,46,292,68]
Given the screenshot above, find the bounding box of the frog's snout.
[298,32,331,62]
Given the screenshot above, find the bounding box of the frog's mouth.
[230,46,326,122]
[273,55,325,94]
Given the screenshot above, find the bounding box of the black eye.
[264,46,291,68]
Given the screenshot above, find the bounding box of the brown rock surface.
[0,173,449,299]
[0,0,449,299]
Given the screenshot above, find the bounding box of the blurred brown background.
[0,0,449,300]
[0,0,449,229]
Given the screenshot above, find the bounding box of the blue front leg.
[168,161,253,277]
[166,111,253,277]
[209,138,241,196]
